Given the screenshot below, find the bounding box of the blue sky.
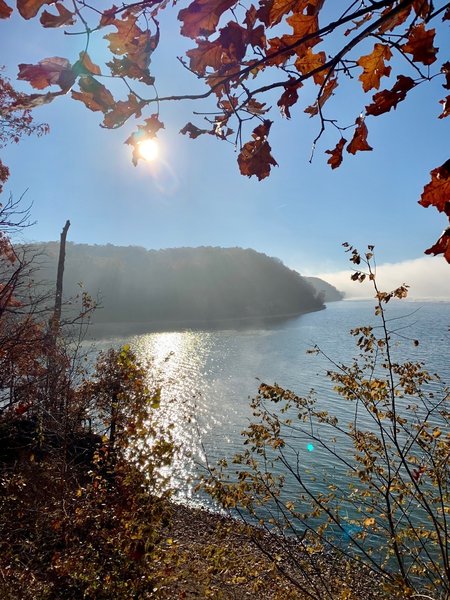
[1,5,449,288]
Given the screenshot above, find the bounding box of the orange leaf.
[295,47,326,84]
[304,76,338,116]
[268,0,308,27]
[286,12,320,48]
[71,75,115,112]
[377,5,411,34]
[40,2,75,27]
[18,57,75,91]
[419,160,450,214]
[0,0,12,18]
[178,0,237,39]
[365,75,415,116]
[76,52,101,76]
[17,0,49,18]
[442,62,450,90]
[237,120,277,180]
[326,138,346,169]
[357,43,392,92]
[347,117,372,155]
[102,94,145,128]
[402,23,438,65]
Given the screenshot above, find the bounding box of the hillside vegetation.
[32,244,341,326]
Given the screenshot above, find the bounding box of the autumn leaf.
[377,5,411,34]
[180,122,211,138]
[326,138,347,169]
[126,114,165,166]
[347,117,372,155]
[40,3,75,27]
[73,52,102,77]
[71,75,115,112]
[304,76,338,116]
[365,75,415,117]
[295,48,326,85]
[178,0,237,39]
[424,229,450,262]
[357,44,392,92]
[268,0,307,28]
[277,79,302,118]
[442,62,450,90]
[99,4,118,27]
[419,160,450,215]
[237,120,278,180]
[17,0,50,18]
[344,13,371,36]
[102,94,145,128]
[0,0,12,18]
[187,40,223,75]
[402,24,438,65]
[18,57,75,91]
[286,12,320,49]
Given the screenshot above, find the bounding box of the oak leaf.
[126,114,165,165]
[237,120,277,180]
[365,75,415,117]
[73,52,102,76]
[347,117,372,155]
[286,12,320,49]
[71,75,115,112]
[268,0,308,27]
[178,0,237,39]
[425,229,450,263]
[344,13,371,36]
[294,47,326,84]
[187,40,223,75]
[304,76,338,116]
[439,96,450,119]
[377,5,411,34]
[180,122,211,138]
[357,43,392,92]
[402,24,438,65]
[442,62,450,90]
[102,94,145,128]
[99,5,118,27]
[18,57,75,91]
[326,138,346,169]
[419,160,450,215]
[277,79,302,118]
[0,0,12,18]
[40,3,75,27]
[17,0,50,18]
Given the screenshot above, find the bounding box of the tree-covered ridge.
[34,244,335,325]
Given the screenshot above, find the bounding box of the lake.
[87,299,450,508]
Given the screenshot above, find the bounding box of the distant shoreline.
[86,305,327,338]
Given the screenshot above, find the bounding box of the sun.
[138,138,159,162]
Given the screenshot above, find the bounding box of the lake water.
[87,299,450,508]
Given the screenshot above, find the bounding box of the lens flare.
[138,138,159,162]
[307,443,315,452]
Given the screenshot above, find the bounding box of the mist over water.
[87,300,450,508]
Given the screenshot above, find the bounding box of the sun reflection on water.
[130,330,227,505]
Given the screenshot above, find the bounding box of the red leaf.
[419,160,450,215]
[18,57,75,91]
[442,62,450,90]
[365,75,415,117]
[347,117,372,155]
[277,79,302,118]
[17,0,50,19]
[439,96,450,119]
[73,52,102,76]
[424,229,450,263]
[304,76,338,117]
[40,3,75,27]
[401,24,438,66]
[326,138,347,169]
[178,0,237,39]
[237,120,278,180]
[0,0,12,18]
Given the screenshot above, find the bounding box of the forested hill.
[33,244,341,326]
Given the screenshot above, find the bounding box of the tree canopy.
[0,0,449,258]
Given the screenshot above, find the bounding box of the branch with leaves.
[0,0,449,258]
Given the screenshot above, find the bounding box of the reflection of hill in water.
[32,244,342,327]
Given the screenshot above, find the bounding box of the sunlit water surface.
[87,300,450,512]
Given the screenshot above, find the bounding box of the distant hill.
[31,244,340,327]
[304,277,344,302]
